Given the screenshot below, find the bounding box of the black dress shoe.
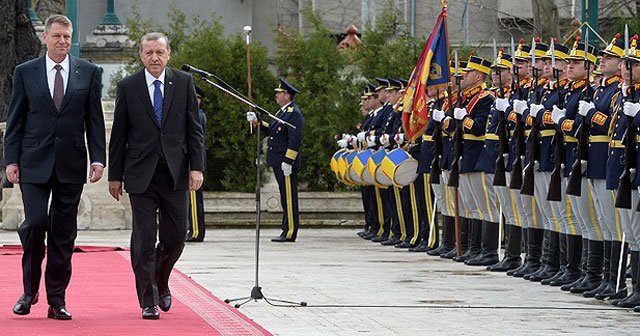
[371,235,389,243]
[409,242,430,252]
[186,237,204,242]
[271,236,295,243]
[380,238,402,246]
[486,256,522,272]
[362,232,377,240]
[465,253,499,266]
[13,292,39,315]
[142,306,160,320]
[47,306,72,320]
[394,241,415,249]
[158,289,172,312]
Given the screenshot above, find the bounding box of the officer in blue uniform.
[249,79,304,242]
[186,86,208,242]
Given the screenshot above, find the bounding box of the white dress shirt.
[46,53,70,98]
[144,69,166,108]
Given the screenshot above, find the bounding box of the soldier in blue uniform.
[248,79,304,242]
[575,33,625,295]
[186,86,208,242]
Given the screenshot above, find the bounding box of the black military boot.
[428,215,455,256]
[454,218,481,263]
[507,227,527,276]
[550,234,582,286]
[542,233,567,285]
[466,220,499,266]
[613,251,639,307]
[561,238,589,291]
[441,217,468,259]
[596,242,628,300]
[513,228,543,278]
[530,230,560,282]
[584,240,611,298]
[488,224,522,272]
[525,229,550,280]
[570,240,604,293]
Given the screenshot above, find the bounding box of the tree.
[0,0,41,122]
[35,0,64,20]
[531,0,560,40]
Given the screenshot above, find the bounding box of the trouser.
[434,171,454,217]
[360,187,373,231]
[588,179,621,242]
[551,177,582,236]
[534,171,562,232]
[186,187,205,241]
[621,190,640,252]
[568,177,602,241]
[494,172,517,227]
[19,171,83,307]
[515,193,542,230]
[389,187,405,240]
[408,173,432,245]
[372,186,392,237]
[273,167,299,240]
[130,160,187,308]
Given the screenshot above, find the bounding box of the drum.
[353,149,373,185]
[346,150,363,184]
[381,148,418,187]
[368,149,393,187]
[330,149,345,176]
[339,150,355,185]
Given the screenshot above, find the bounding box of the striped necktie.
[153,80,163,126]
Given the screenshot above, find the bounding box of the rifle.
[493,40,509,187]
[429,92,443,184]
[448,51,463,189]
[547,38,566,202]
[509,38,525,190]
[521,37,542,196]
[616,26,636,209]
[566,31,591,196]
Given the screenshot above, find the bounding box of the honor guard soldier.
[248,79,303,242]
[186,86,208,242]
[610,34,640,309]
[575,33,626,296]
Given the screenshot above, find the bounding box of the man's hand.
[453,107,467,120]
[189,170,204,191]
[495,98,510,112]
[89,164,104,183]
[281,162,292,176]
[624,102,640,118]
[513,99,528,115]
[394,133,405,146]
[5,165,19,184]
[367,135,376,148]
[530,104,544,118]
[432,109,445,122]
[551,105,566,124]
[246,111,258,128]
[380,134,390,147]
[578,101,595,117]
[109,181,122,201]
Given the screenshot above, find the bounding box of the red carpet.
[0,247,271,336]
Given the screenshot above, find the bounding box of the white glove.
[367,135,377,148]
[530,104,544,119]
[281,162,292,176]
[432,109,445,122]
[453,107,467,120]
[337,139,348,148]
[357,132,366,143]
[380,134,391,147]
[495,98,510,112]
[348,135,357,146]
[394,133,405,145]
[246,111,257,122]
[578,100,595,117]
[624,101,640,117]
[551,105,566,124]
[549,80,557,88]
[513,99,528,115]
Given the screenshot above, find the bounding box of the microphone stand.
[198,29,305,309]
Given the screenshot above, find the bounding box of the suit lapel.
[32,56,57,114]
[161,68,175,128]
[133,70,160,128]
[58,55,79,113]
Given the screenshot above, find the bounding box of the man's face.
[275,91,291,107]
[515,59,530,78]
[533,59,545,74]
[461,71,480,90]
[43,22,72,62]
[542,59,553,78]
[622,60,640,84]
[139,38,171,78]
[567,60,587,80]
[600,54,622,77]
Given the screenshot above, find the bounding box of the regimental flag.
[402,7,450,143]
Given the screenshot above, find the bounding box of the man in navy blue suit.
[4,15,106,320]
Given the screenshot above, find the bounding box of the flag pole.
[441,0,461,256]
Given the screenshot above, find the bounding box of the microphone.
[181,64,212,77]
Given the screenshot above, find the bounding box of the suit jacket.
[261,101,303,169]
[4,55,106,184]
[108,68,204,194]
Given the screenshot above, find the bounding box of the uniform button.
[270,137,273,139]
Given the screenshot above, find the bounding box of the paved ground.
[1,228,639,335]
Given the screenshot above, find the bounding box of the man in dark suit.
[4,15,106,320]
[248,79,304,242]
[108,32,204,319]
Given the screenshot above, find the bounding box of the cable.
[262,302,624,311]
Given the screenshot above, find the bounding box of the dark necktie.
[153,80,163,126]
[53,64,64,111]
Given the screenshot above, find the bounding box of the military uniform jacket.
[439,94,458,171]
[606,87,640,189]
[370,103,394,136]
[584,76,622,179]
[443,84,495,173]
[476,87,510,174]
[534,79,569,172]
[505,78,532,172]
[418,98,443,174]
[262,101,304,169]
[556,79,588,178]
